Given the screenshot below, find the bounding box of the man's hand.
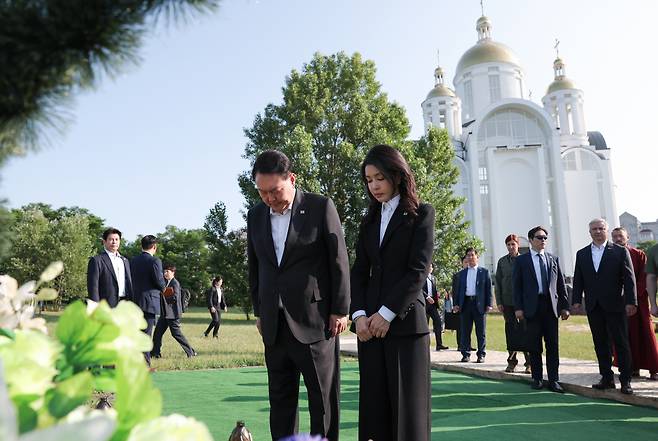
[367,313,390,339]
[256,317,262,336]
[626,304,638,317]
[485,306,493,314]
[560,309,570,320]
[355,316,373,342]
[224,305,228,312]
[426,296,435,305]
[497,305,505,313]
[210,307,216,313]
[329,314,348,337]
[453,305,461,313]
[515,310,524,320]
[572,303,582,314]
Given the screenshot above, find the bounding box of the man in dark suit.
[130,235,166,366]
[247,150,350,441]
[204,276,227,338]
[573,218,637,394]
[512,226,570,393]
[151,264,196,358]
[87,227,133,307]
[453,248,492,363]
[424,263,447,351]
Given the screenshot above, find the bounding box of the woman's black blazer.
[350,202,435,336]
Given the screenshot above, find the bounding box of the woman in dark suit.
[350,144,435,441]
[203,276,227,338]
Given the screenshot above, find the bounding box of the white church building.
[422,15,617,273]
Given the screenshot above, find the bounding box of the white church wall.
[564,170,602,252]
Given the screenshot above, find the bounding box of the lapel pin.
[403,212,408,216]
[300,209,305,214]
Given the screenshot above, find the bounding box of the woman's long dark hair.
[360,144,420,225]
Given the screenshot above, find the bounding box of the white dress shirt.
[465,266,478,296]
[352,194,401,323]
[531,250,547,294]
[426,277,433,300]
[591,241,606,272]
[270,189,295,265]
[105,249,126,298]
[379,194,400,245]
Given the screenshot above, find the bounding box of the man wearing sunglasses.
[512,226,570,393]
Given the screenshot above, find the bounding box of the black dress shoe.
[476,356,485,363]
[436,345,449,351]
[531,379,544,390]
[548,381,564,393]
[187,350,198,358]
[592,379,616,390]
[150,353,162,359]
[460,355,470,362]
[621,383,634,395]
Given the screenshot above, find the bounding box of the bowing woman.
[350,144,435,441]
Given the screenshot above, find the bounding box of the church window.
[480,184,489,194]
[553,106,560,128]
[563,152,577,171]
[566,105,574,135]
[463,80,474,120]
[489,75,501,102]
[478,167,488,181]
[439,111,446,129]
[477,108,544,145]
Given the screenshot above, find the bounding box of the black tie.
[538,254,549,295]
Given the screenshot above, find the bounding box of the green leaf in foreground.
[46,371,93,418]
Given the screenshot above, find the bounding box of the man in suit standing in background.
[573,218,637,394]
[513,226,570,393]
[425,263,447,351]
[151,264,196,358]
[453,248,492,363]
[204,276,227,338]
[87,227,133,307]
[131,234,166,366]
[247,150,350,441]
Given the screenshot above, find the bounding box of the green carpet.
[153,362,658,440]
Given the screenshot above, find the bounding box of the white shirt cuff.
[378,306,396,322]
[352,310,366,321]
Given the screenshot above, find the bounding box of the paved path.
[339,334,658,409]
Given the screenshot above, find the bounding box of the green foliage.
[638,240,657,253]
[4,207,93,304]
[0,0,219,165]
[240,51,410,252]
[204,202,250,318]
[413,127,482,286]
[0,201,14,265]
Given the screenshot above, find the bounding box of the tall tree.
[239,51,410,252]
[0,201,14,265]
[204,202,251,318]
[0,0,219,165]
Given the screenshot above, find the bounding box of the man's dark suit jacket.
[206,286,226,310]
[422,274,439,308]
[87,251,133,307]
[130,251,166,316]
[572,242,637,312]
[454,266,492,315]
[350,203,435,336]
[160,277,183,320]
[247,190,350,346]
[512,251,569,318]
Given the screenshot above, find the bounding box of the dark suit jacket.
[160,277,183,320]
[454,266,492,315]
[247,190,350,346]
[512,251,569,319]
[572,241,637,313]
[350,203,435,336]
[206,286,226,309]
[130,251,166,316]
[422,274,439,308]
[87,251,133,307]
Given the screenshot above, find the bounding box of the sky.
[3,0,656,240]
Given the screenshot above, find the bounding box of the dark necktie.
[538,253,549,295]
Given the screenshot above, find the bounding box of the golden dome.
[546,78,577,94]
[456,40,521,74]
[426,84,456,99]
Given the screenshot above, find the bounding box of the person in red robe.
[612,227,658,380]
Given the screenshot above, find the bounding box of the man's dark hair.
[463,247,478,260]
[212,276,223,285]
[164,263,176,272]
[527,226,548,240]
[141,235,158,250]
[251,149,292,180]
[102,227,122,240]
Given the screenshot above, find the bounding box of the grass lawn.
[153,363,658,440]
[43,306,601,369]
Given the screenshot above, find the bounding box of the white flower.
[127,414,213,441]
[39,261,64,283]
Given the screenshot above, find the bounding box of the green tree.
[0,0,219,165]
[204,202,251,318]
[158,226,211,305]
[638,240,657,254]
[239,51,410,252]
[0,201,14,265]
